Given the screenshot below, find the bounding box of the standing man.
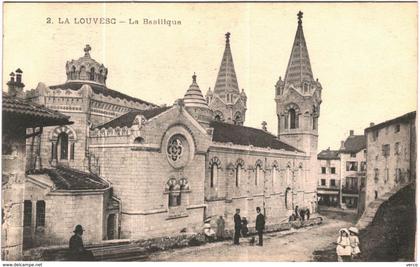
[216,215,225,240]
[255,207,265,246]
[233,209,241,245]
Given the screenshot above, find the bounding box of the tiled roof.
[317,149,340,160]
[28,166,109,191]
[365,111,416,132]
[49,82,157,108]
[214,32,240,94]
[284,13,314,85]
[95,106,172,129]
[2,93,71,128]
[340,135,366,153]
[210,121,301,152]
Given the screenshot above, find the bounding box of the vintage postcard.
[1,1,417,263]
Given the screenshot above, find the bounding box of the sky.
[3,2,417,151]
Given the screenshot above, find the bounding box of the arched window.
[57,132,68,160]
[36,200,45,227]
[234,112,242,126]
[90,67,95,81]
[79,66,87,79]
[312,105,318,130]
[210,163,218,188]
[71,66,76,79]
[168,184,181,207]
[255,160,263,186]
[289,109,297,129]
[215,115,221,121]
[235,165,241,187]
[272,164,279,190]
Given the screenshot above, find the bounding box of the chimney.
[7,69,25,98]
[349,130,354,136]
[340,141,345,150]
[370,122,375,127]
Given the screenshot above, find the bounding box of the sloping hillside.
[313,182,416,262]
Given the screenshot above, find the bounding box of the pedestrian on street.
[255,207,265,246]
[335,228,352,262]
[349,227,361,259]
[68,225,94,261]
[299,208,306,221]
[233,208,241,245]
[216,216,225,240]
[306,208,310,220]
[294,205,299,218]
[241,217,248,237]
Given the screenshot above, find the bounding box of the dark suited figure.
[233,209,241,245]
[255,207,265,246]
[69,225,94,261]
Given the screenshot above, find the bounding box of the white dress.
[336,236,352,256]
[350,235,361,254]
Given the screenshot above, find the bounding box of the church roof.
[28,166,109,191]
[183,73,209,108]
[210,121,302,152]
[95,105,172,129]
[49,81,157,108]
[340,135,366,154]
[284,11,314,85]
[2,92,72,128]
[214,32,240,94]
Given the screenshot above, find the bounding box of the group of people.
[289,205,311,222]
[234,207,265,246]
[336,227,361,262]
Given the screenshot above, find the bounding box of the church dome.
[65,45,108,85]
[183,73,209,109]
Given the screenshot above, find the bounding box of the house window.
[394,142,400,155]
[372,130,379,141]
[346,161,358,171]
[360,161,367,172]
[321,167,326,174]
[384,168,389,184]
[51,142,57,160]
[350,153,356,158]
[395,124,400,133]
[382,144,390,157]
[374,168,379,183]
[36,201,45,227]
[330,167,336,174]
[321,179,326,186]
[23,200,32,227]
[330,179,336,187]
[57,132,69,160]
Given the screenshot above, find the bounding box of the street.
[147,211,357,261]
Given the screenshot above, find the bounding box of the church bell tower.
[275,11,322,193]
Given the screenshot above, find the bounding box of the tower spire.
[213,32,239,94]
[284,11,314,85]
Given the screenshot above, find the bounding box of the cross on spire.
[225,32,231,43]
[297,11,303,24]
[84,44,92,56]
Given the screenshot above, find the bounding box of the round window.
[166,134,190,168]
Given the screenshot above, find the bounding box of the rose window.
[167,137,183,162]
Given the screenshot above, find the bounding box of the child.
[349,226,361,259]
[336,228,352,262]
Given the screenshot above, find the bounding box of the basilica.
[18,12,322,247]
